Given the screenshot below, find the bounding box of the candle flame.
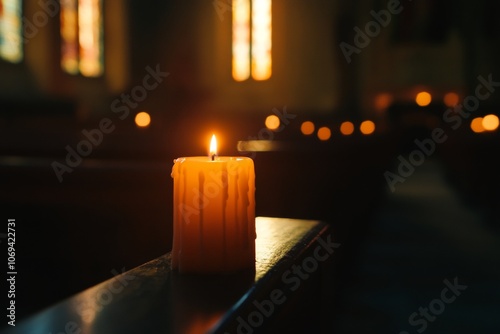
[209,134,217,157]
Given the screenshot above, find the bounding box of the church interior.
[1,0,499,333]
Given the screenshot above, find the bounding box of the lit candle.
[171,135,256,273]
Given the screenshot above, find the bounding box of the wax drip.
[198,171,205,255]
[222,163,228,264]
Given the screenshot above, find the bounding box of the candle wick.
[211,154,215,161]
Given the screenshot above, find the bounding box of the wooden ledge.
[4,217,334,334]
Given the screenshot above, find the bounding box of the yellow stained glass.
[61,0,103,77]
[232,0,271,81]
[61,0,79,74]
[0,0,23,63]
[78,0,102,77]
[232,0,251,81]
[251,0,271,80]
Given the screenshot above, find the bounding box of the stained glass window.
[61,0,79,74]
[232,0,271,81]
[0,0,22,63]
[61,0,103,77]
[251,0,271,81]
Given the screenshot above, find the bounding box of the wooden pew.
[1,217,335,334]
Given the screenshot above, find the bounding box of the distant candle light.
[374,93,393,113]
[317,127,331,141]
[416,91,432,107]
[300,121,315,135]
[443,92,459,107]
[360,120,375,135]
[470,117,485,133]
[340,121,355,135]
[265,115,280,130]
[135,111,151,128]
[482,114,499,131]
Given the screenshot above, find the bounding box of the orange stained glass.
[61,0,79,74]
[61,0,103,77]
[0,0,22,63]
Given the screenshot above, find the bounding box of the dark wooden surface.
[2,217,333,334]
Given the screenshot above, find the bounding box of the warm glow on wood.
[232,0,251,81]
[251,0,272,80]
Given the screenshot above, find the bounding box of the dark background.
[1,0,499,332]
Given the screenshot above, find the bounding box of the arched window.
[60,0,103,77]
